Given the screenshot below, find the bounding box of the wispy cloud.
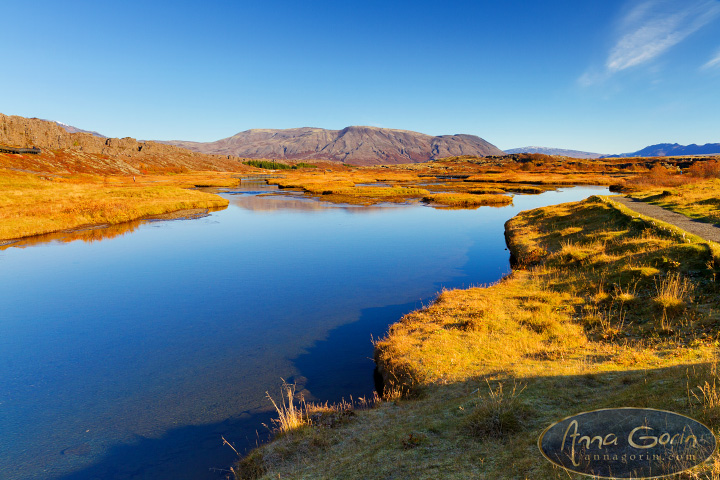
[701,47,720,69]
[581,0,720,84]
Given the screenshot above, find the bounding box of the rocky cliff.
[163,126,504,165]
[0,113,244,174]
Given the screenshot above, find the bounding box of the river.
[0,183,609,479]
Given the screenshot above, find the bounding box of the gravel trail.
[612,195,720,243]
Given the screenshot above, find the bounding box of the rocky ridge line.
[0,113,245,174]
[162,125,505,165]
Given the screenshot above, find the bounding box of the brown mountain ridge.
[160,126,505,165]
[0,113,245,174]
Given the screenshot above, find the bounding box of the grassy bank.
[233,195,720,479]
[0,169,237,241]
[423,192,513,208]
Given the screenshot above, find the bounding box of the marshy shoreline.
[0,206,224,249]
[231,192,720,480]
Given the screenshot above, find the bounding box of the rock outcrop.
[0,113,245,174]
[162,126,504,165]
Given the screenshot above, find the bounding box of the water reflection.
[229,193,393,212]
[0,221,145,250]
[0,185,611,480]
[0,208,223,251]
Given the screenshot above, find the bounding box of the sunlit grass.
[654,271,692,314]
[464,171,622,185]
[261,159,635,206]
[0,168,232,240]
[422,192,512,208]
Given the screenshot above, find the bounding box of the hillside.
[505,146,604,159]
[161,126,505,165]
[0,113,245,174]
[605,142,720,158]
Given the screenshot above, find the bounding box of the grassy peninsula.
[0,168,241,242]
[233,192,720,479]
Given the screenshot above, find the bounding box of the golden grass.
[0,168,235,241]
[654,271,692,313]
[267,172,432,204]
[463,171,623,185]
[260,159,634,206]
[422,192,513,208]
[467,186,507,194]
[330,186,430,198]
[268,176,356,193]
[236,194,720,479]
[266,382,309,434]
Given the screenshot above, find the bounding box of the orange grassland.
[0,168,241,242]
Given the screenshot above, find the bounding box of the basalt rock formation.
[162,126,504,165]
[0,113,245,174]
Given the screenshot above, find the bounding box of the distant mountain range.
[160,126,505,166]
[603,143,720,158]
[504,146,605,159]
[14,114,720,164]
[48,120,107,138]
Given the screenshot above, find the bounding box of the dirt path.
[612,195,720,243]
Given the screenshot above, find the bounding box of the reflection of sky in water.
[0,185,609,480]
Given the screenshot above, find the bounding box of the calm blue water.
[0,185,609,479]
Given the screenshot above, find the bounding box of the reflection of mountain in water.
[229,193,396,213]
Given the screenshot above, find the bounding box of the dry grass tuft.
[654,272,692,315]
[265,382,309,434]
[464,381,532,438]
[693,363,720,427]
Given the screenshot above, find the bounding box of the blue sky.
[1,0,719,153]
